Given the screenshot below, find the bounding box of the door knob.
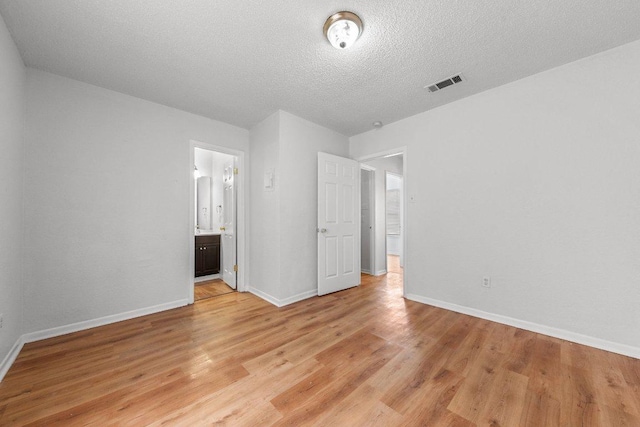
[319,228,327,233]
[220,227,226,231]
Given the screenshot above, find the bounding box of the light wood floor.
[387,254,402,274]
[194,279,234,301]
[1,260,639,426]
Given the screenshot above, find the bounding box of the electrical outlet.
[482,277,491,288]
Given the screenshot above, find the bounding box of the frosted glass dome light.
[324,11,363,49]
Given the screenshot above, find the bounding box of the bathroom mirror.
[197,176,212,230]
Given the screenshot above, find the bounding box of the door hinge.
[233,264,238,272]
[233,167,238,175]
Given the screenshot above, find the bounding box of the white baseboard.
[22,299,189,344]
[1,299,189,382]
[405,293,640,360]
[374,269,387,276]
[361,269,372,275]
[247,287,280,306]
[279,289,318,307]
[0,336,25,382]
[248,287,317,308]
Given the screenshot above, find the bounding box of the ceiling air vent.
[425,74,465,93]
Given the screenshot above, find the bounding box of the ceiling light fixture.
[323,11,363,49]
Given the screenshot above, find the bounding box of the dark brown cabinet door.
[195,247,203,276]
[195,235,220,277]
[202,243,220,275]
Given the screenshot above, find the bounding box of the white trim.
[247,287,280,307]
[248,287,317,308]
[374,269,388,276]
[405,293,640,360]
[356,147,407,297]
[357,148,405,161]
[0,336,25,382]
[22,299,188,344]
[1,299,189,382]
[361,269,372,275]
[189,145,196,303]
[189,140,249,305]
[194,273,221,283]
[279,289,318,307]
[359,166,375,276]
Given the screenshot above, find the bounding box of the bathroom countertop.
[195,231,221,236]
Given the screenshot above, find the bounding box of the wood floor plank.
[475,367,529,426]
[518,336,563,426]
[598,403,640,426]
[395,369,472,427]
[149,358,322,426]
[380,318,471,415]
[527,335,563,397]
[443,325,489,377]
[270,329,388,414]
[560,364,600,426]
[1,255,639,426]
[194,279,234,301]
[242,321,366,374]
[519,389,562,427]
[446,343,505,423]
[589,350,640,417]
[312,384,404,427]
[503,328,538,375]
[271,342,401,426]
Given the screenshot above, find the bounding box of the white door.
[221,159,237,289]
[318,152,360,296]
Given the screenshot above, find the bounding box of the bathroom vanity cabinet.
[195,234,220,277]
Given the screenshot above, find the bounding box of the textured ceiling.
[2,1,640,136]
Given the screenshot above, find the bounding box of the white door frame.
[189,140,248,304]
[356,147,407,297]
[360,165,375,275]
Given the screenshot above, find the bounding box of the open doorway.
[360,166,375,275]
[189,141,246,304]
[386,171,403,270]
[359,151,405,294]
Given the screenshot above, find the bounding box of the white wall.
[0,12,25,376]
[249,111,349,305]
[24,69,249,333]
[361,156,403,275]
[249,111,282,300]
[278,111,349,301]
[350,39,640,354]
